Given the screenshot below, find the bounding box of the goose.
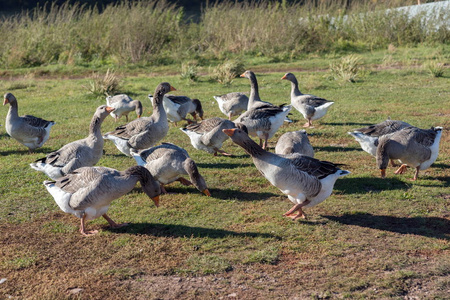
[348,119,412,166]
[149,94,203,126]
[214,92,249,120]
[30,105,114,180]
[377,126,443,181]
[281,72,334,127]
[3,92,55,153]
[106,94,143,122]
[43,165,161,236]
[223,128,350,220]
[130,143,211,196]
[103,82,175,156]
[275,130,314,157]
[180,117,247,156]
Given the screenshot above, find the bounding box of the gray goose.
[3,92,55,153]
[281,72,334,127]
[275,130,314,157]
[235,71,291,149]
[180,117,247,156]
[377,126,443,180]
[44,165,161,236]
[149,94,203,126]
[348,119,412,166]
[214,92,249,120]
[224,128,349,220]
[30,105,114,180]
[130,143,211,196]
[106,94,143,122]
[103,82,175,156]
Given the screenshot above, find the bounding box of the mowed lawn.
[0,62,449,299]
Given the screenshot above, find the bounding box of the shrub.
[424,60,445,78]
[83,68,121,97]
[180,61,199,82]
[211,59,245,86]
[329,54,362,83]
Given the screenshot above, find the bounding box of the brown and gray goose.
[44,165,161,236]
[131,143,211,196]
[348,119,412,166]
[235,71,291,149]
[3,92,55,153]
[223,128,349,220]
[275,130,314,157]
[281,72,334,127]
[214,92,249,120]
[377,126,443,180]
[180,117,247,156]
[30,105,114,180]
[106,94,143,122]
[103,82,175,156]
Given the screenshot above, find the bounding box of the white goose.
[30,105,114,179]
[348,119,412,166]
[130,143,211,196]
[44,165,161,236]
[224,128,349,220]
[3,92,55,153]
[180,117,247,156]
[275,130,314,157]
[377,126,443,181]
[106,94,143,122]
[103,82,175,156]
[281,72,334,127]
[214,92,249,120]
[149,94,203,126]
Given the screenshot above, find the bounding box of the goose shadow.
[333,177,409,194]
[323,213,449,240]
[110,222,279,239]
[196,162,253,169]
[314,146,361,152]
[322,122,375,127]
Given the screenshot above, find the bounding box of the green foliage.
[180,61,199,82]
[424,60,445,78]
[329,54,362,82]
[211,59,245,86]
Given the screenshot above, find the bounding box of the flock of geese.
[3,70,443,236]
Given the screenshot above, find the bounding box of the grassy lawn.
[0,50,449,299]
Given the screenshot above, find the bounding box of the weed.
[329,54,362,82]
[424,60,445,78]
[180,61,199,82]
[83,68,121,97]
[211,59,245,86]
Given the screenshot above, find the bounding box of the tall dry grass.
[0,0,448,68]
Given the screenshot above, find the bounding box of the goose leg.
[103,214,128,229]
[390,159,398,167]
[394,164,408,175]
[262,133,269,150]
[125,115,129,122]
[411,167,420,181]
[283,200,310,220]
[228,113,232,121]
[80,213,98,236]
[177,177,193,186]
[303,119,312,128]
[259,138,264,147]
[216,148,232,156]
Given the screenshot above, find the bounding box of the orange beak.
[240,72,246,78]
[281,75,287,80]
[380,169,386,178]
[203,189,211,197]
[170,85,177,91]
[3,98,9,106]
[106,106,115,113]
[222,128,236,137]
[151,195,160,207]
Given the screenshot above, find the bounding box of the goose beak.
[239,72,245,78]
[170,85,177,91]
[281,74,287,80]
[222,128,236,137]
[106,106,115,113]
[203,189,211,197]
[3,98,8,105]
[151,195,160,207]
[380,169,386,178]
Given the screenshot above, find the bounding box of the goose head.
[281,72,296,82]
[129,165,161,207]
[151,82,176,103]
[240,70,256,81]
[192,99,204,120]
[3,93,17,106]
[95,105,115,119]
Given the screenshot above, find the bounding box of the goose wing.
[22,115,54,128]
[283,153,341,179]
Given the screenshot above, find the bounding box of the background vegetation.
[0,0,448,70]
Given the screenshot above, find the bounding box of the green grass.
[0,49,449,299]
